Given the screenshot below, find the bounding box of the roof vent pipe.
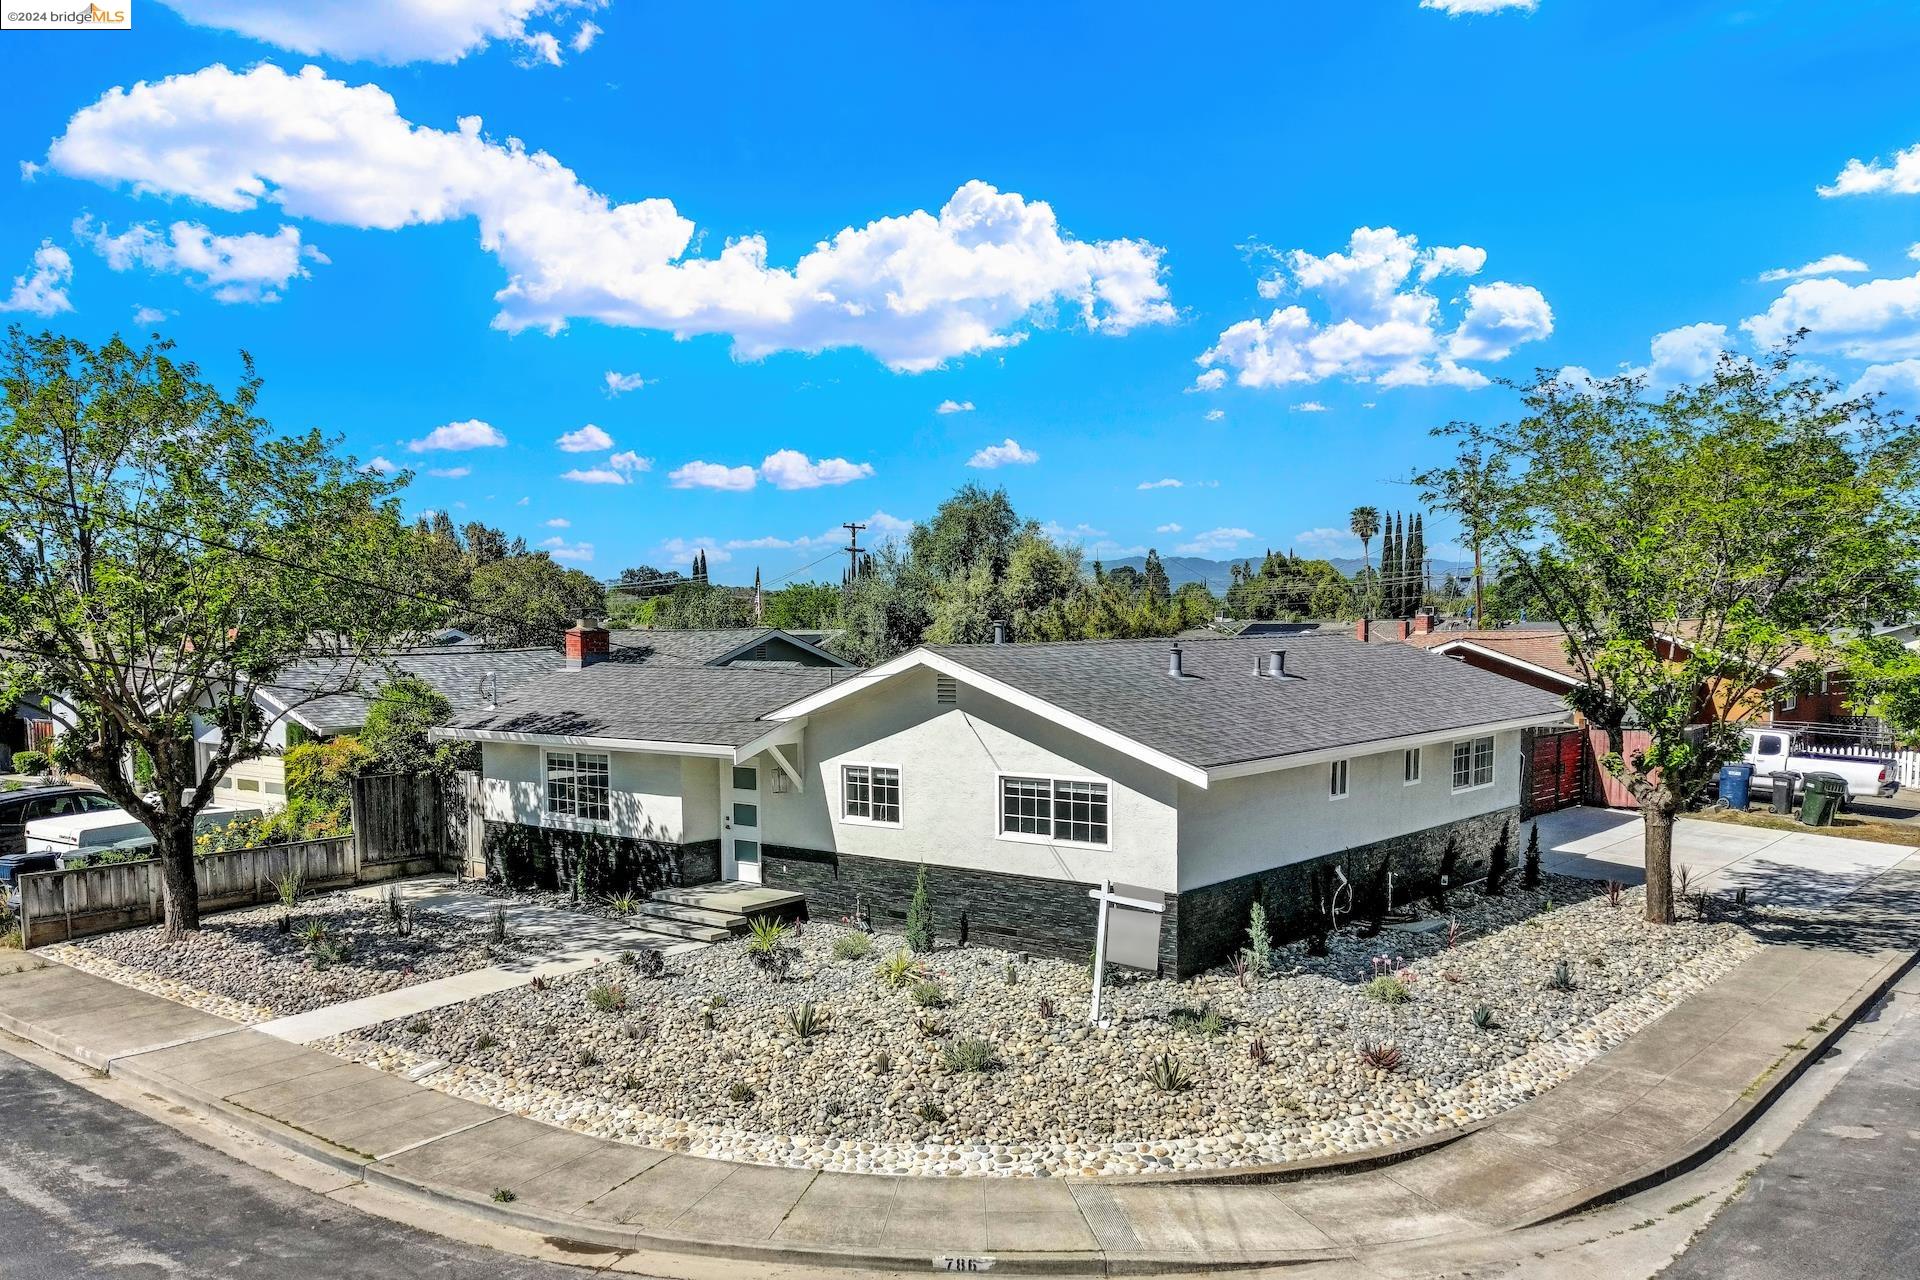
[1267,650,1286,679]
[1168,645,1184,678]
[992,620,1009,646]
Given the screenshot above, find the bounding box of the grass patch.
[1668,1194,1707,1214]
[1686,809,1920,848]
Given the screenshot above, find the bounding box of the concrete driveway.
[1532,806,1915,911]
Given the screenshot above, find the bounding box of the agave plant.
[1146,1051,1194,1093]
[874,949,921,990]
[940,1037,999,1074]
[1248,1037,1272,1067]
[784,1001,830,1040]
[1472,1005,1497,1031]
[1547,959,1576,992]
[1357,1041,1404,1073]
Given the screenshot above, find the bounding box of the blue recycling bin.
[1717,762,1755,810]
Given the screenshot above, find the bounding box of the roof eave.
[1203,710,1574,783]
[428,725,737,757]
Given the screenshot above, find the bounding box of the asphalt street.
[0,1046,600,1279]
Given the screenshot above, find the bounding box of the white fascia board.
[733,717,805,765]
[1205,711,1574,783]
[766,648,1212,788]
[1430,640,1582,689]
[248,683,328,734]
[427,726,735,758]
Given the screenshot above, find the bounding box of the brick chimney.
[564,619,609,669]
[1355,618,1370,643]
[1392,619,1410,641]
[1413,611,1435,636]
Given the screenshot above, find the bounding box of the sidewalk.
[6,858,1916,1274]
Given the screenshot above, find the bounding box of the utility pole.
[1472,540,1483,624]
[843,521,865,586]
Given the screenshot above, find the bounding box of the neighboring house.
[1,695,60,772]
[606,627,852,669]
[437,622,1570,976]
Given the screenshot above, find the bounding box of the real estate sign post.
[1088,881,1165,1024]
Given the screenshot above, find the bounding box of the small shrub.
[1363,975,1411,1005]
[909,979,947,1009]
[11,750,48,776]
[474,1033,498,1051]
[1248,1037,1271,1067]
[915,1014,947,1038]
[619,950,637,967]
[489,907,508,944]
[784,1002,830,1040]
[1004,961,1018,985]
[1472,1005,1497,1031]
[875,949,921,989]
[577,1047,600,1067]
[708,993,730,1008]
[530,975,550,993]
[1675,865,1693,899]
[905,864,934,954]
[631,949,665,980]
[1430,834,1460,912]
[609,893,637,916]
[618,1071,643,1091]
[1146,1052,1194,1093]
[832,932,874,962]
[870,1050,892,1074]
[310,938,347,969]
[405,1016,431,1035]
[297,919,328,946]
[728,1081,756,1104]
[1606,880,1624,908]
[1036,996,1056,1020]
[1170,1004,1227,1037]
[587,982,628,1013]
[1484,822,1511,897]
[1522,823,1542,889]
[1245,900,1274,976]
[1547,959,1576,992]
[914,1099,948,1124]
[1445,918,1465,950]
[491,1188,516,1204]
[941,1038,999,1074]
[745,914,789,955]
[625,1018,655,1042]
[1230,951,1250,990]
[1358,1042,1404,1073]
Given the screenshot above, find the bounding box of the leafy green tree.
[464,552,605,645]
[1420,350,1920,923]
[905,864,934,953]
[762,582,841,631]
[909,483,1025,579]
[360,675,474,780]
[1842,636,1920,745]
[1142,549,1172,607]
[0,329,431,934]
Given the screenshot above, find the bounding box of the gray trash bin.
[1769,772,1797,815]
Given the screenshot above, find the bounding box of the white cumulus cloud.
[1156,522,1182,534]
[427,466,471,478]
[0,241,74,316]
[46,65,1174,372]
[1849,359,1920,410]
[1559,321,1728,390]
[157,0,599,66]
[1292,401,1327,412]
[77,216,323,303]
[1294,527,1361,556]
[407,418,506,452]
[362,455,398,474]
[936,399,975,414]
[539,535,594,562]
[556,423,613,452]
[604,370,646,395]
[1420,0,1538,11]
[1137,478,1183,490]
[561,450,649,485]
[760,449,874,490]
[1203,408,1225,421]
[1758,254,1869,283]
[1820,142,1920,197]
[1175,527,1256,556]
[966,438,1038,469]
[1195,227,1549,392]
[131,304,170,324]
[571,20,601,52]
[545,517,570,527]
[1743,273,1920,361]
[670,460,759,491]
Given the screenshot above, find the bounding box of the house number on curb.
[934,1257,996,1272]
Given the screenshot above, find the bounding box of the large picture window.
[842,763,901,825]
[545,750,611,822]
[1451,736,1495,792]
[999,775,1110,847]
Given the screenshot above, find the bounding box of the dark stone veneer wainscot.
[482,820,719,898]
[763,805,1520,979]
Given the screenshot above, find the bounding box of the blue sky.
[4,0,1919,588]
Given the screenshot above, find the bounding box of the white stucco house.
[436,622,1571,975]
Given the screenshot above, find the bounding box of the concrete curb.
[1518,947,1920,1227]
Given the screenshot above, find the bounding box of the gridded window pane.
[1329,759,1349,798]
[1453,737,1493,791]
[1404,748,1421,783]
[546,750,576,814]
[871,767,901,824]
[1452,740,1473,790]
[1472,736,1495,787]
[1052,780,1109,844]
[547,750,611,821]
[843,764,871,819]
[1001,776,1051,835]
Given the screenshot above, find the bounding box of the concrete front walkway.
[1534,806,1915,911]
[253,877,704,1045]
[5,851,1917,1274]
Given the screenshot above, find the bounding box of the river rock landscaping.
[320,872,1761,1177]
[53,890,525,1021]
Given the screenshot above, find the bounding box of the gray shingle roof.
[925,632,1570,770]
[268,648,563,735]
[442,664,840,746]
[606,627,848,668]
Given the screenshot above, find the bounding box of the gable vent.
[751,642,769,660]
[935,675,959,705]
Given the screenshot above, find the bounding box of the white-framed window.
[1329,758,1350,800]
[1403,747,1422,785]
[1451,736,1495,792]
[545,749,611,822]
[998,774,1110,848]
[842,763,902,825]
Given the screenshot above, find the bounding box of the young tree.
[1142,549,1172,607]
[1420,350,1920,923]
[0,330,433,934]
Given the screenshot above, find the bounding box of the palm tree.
[1349,506,1380,595]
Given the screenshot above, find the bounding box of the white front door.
[723,763,762,884]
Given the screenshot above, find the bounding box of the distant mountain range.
[1103,554,1476,589]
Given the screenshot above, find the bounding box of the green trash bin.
[1799,774,1846,827]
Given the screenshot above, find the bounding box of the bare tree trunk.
[158,822,201,937]
[1642,801,1676,925]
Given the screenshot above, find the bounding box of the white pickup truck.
[1741,727,1899,802]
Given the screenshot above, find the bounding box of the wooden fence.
[350,772,456,868]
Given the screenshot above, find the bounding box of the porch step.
[638,901,751,933]
[629,909,735,944]
[648,881,807,918]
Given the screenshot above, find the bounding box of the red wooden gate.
[1586,728,1654,809]
[1522,727,1588,817]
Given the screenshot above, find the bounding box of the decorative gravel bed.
[54,891,526,1021]
[321,874,1760,1177]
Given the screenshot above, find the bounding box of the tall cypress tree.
[1380,513,1399,616]
[1408,513,1426,614]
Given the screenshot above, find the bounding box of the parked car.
[0,785,119,908]
[24,802,264,862]
[1741,727,1898,802]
